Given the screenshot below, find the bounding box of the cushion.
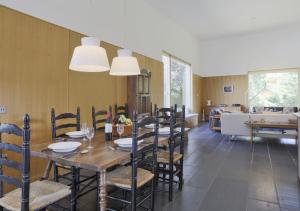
[0,180,71,211]
[157,151,183,163]
[107,166,154,189]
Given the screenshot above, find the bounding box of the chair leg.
[178,159,184,191]
[168,164,173,202]
[53,163,59,182]
[211,118,215,129]
[150,179,155,211]
[76,168,80,192]
[162,164,166,182]
[155,163,159,187]
[132,190,137,211]
[209,116,213,129]
[122,189,127,209]
[96,172,100,211]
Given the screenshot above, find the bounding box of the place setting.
[112,123,144,151]
[47,123,95,157]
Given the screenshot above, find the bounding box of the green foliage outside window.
[248,71,299,107]
[170,60,185,108]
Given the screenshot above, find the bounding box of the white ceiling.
[145,0,300,40]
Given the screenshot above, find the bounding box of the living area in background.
[204,68,299,141]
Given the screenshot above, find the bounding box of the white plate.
[51,147,78,153]
[66,131,86,138]
[156,127,189,134]
[145,124,156,129]
[114,138,143,148]
[175,127,189,132]
[158,127,170,134]
[48,142,82,153]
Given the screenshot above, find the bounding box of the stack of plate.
[158,127,170,135]
[155,127,189,134]
[66,131,86,138]
[48,142,82,153]
[114,138,143,148]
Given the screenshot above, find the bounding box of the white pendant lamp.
[110,49,140,76]
[69,37,110,72]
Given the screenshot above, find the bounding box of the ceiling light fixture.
[69,37,110,72]
[109,0,140,76]
[110,49,140,76]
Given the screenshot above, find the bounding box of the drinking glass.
[116,124,124,138]
[81,122,88,141]
[86,127,94,149]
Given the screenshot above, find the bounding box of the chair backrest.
[0,114,30,211]
[157,106,174,126]
[169,105,186,157]
[174,104,178,114]
[114,103,128,117]
[51,107,80,139]
[92,105,112,131]
[151,104,157,117]
[131,110,159,195]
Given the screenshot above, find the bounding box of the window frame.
[162,51,192,111]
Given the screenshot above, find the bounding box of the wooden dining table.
[30,130,169,211]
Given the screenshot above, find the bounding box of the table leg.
[250,126,253,144]
[41,160,53,180]
[70,167,77,211]
[98,170,107,211]
[296,129,298,145]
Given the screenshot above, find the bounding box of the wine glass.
[81,122,88,141]
[86,127,94,149]
[116,124,124,138]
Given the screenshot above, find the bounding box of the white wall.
[4,0,299,77]
[199,26,300,76]
[0,0,201,73]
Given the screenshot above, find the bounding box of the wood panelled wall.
[132,53,164,108]
[0,6,163,184]
[201,75,248,108]
[192,74,203,115]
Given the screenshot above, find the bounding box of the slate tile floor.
[75,123,300,211]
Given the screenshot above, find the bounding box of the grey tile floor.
[76,123,300,211]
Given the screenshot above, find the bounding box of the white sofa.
[221,113,297,136]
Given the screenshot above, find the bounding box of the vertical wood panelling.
[146,57,164,108]
[0,6,70,183]
[202,75,248,107]
[192,74,203,115]
[0,6,164,189]
[100,41,128,109]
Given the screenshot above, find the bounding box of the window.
[248,69,299,107]
[162,53,192,111]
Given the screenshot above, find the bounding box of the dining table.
[30,129,169,211]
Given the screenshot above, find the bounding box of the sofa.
[221,113,297,136]
[252,106,298,113]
